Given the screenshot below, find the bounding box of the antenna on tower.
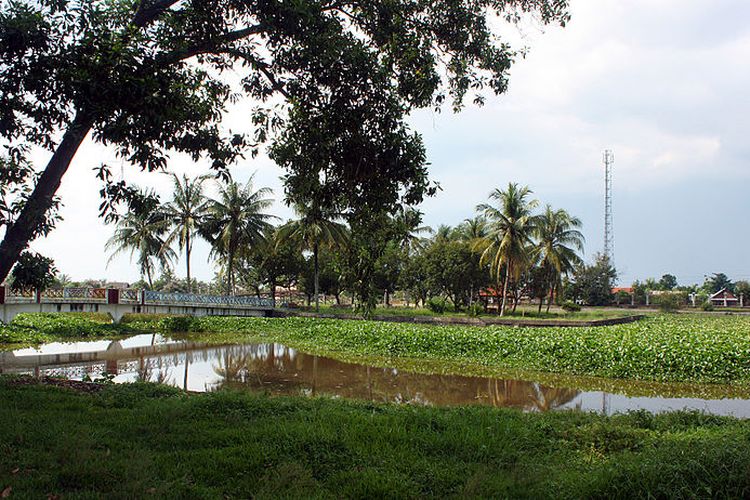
[603,149,614,263]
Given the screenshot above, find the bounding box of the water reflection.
[1,335,749,417]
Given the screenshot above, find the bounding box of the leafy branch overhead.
[0,0,570,282]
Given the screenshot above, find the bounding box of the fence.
[1,286,276,309]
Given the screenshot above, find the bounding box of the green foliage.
[467,303,485,317]
[702,302,715,312]
[4,381,750,498]
[427,296,450,314]
[190,315,750,384]
[654,293,682,313]
[561,300,581,312]
[570,254,617,306]
[119,313,177,324]
[10,251,57,292]
[658,273,678,290]
[158,315,197,333]
[0,312,129,343]
[703,273,733,294]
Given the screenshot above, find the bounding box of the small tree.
[10,252,57,292]
[659,274,678,290]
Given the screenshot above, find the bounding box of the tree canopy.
[0,0,570,283]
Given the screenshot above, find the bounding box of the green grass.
[1,379,750,498]
[179,314,750,384]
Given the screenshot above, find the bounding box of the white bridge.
[0,286,278,323]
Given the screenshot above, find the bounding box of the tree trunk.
[0,113,94,283]
[146,265,153,289]
[500,265,510,316]
[538,297,543,313]
[226,247,235,296]
[313,242,320,312]
[547,284,554,313]
[185,233,192,293]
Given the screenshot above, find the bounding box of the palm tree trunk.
[0,113,94,283]
[226,247,235,296]
[313,242,320,312]
[500,266,510,316]
[185,233,192,293]
[146,265,153,289]
[546,270,556,313]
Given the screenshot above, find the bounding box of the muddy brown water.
[2,334,749,417]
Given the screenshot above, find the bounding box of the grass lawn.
[2,378,750,498]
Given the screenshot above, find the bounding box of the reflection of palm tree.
[527,383,579,412]
[213,349,250,383]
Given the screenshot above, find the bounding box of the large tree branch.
[0,112,95,283]
[133,0,182,28]
[220,48,291,100]
[155,25,267,66]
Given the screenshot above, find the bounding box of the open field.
[2,378,750,499]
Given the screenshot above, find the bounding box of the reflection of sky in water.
[3,336,750,418]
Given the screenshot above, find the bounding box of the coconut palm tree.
[474,183,539,316]
[276,203,348,311]
[201,175,276,295]
[161,173,211,293]
[534,205,584,312]
[106,204,175,288]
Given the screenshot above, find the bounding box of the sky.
[19,0,750,287]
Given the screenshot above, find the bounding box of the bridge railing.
[143,290,275,308]
[41,287,108,303]
[0,285,276,309]
[2,288,36,304]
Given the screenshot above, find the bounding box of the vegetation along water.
[3,312,750,385]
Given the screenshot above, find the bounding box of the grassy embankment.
[2,379,750,498]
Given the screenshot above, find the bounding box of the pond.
[2,334,750,417]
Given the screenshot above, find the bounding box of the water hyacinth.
[191,315,750,384]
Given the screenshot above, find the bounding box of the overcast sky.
[22,0,750,287]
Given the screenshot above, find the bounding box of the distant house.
[709,288,740,307]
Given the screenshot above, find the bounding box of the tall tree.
[0,0,569,283]
[475,183,539,316]
[534,205,584,312]
[105,200,174,287]
[161,173,211,293]
[276,204,348,311]
[201,176,275,295]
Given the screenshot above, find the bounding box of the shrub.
[702,302,715,312]
[427,297,449,314]
[158,315,197,333]
[561,300,581,313]
[467,303,485,317]
[655,293,681,313]
[120,313,181,324]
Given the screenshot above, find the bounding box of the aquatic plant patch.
[0,313,145,344]
[190,314,750,384]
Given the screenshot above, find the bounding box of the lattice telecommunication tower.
[603,150,614,263]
